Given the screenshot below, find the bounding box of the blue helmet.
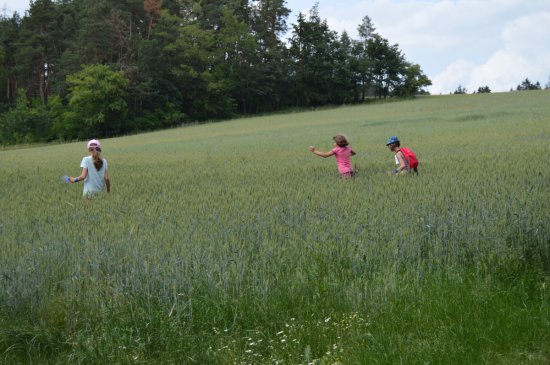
[386,136,399,145]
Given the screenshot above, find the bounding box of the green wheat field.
[1,91,549,364]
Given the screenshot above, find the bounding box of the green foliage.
[330,32,356,104]
[129,39,183,122]
[245,0,293,113]
[0,13,21,107]
[395,62,432,97]
[133,103,186,131]
[61,64,129,139]
[0,89,52,144]
[289,5,339,106]
[366,34,405,98]
[1,92,549,362]
[0,45,6,110]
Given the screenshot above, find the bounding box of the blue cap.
[386,136,399,145]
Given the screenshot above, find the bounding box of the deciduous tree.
[61,64,129,138]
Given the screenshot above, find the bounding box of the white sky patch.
[1,0,29,16]
[464,12,550,92]
[467,51,531,92]
[430,59,474,94]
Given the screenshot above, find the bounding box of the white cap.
[87,139,101,150]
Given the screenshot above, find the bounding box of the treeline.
[454,78,550,94]
[0,0,431,145]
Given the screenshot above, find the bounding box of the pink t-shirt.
[332,146,353,174]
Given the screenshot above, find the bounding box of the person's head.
[386,136,400,151]
[87,139,104,170]
[333,134,349,147]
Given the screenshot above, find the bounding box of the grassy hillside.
[1,91,549,364]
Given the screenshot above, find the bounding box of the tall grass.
[1,91,549,364]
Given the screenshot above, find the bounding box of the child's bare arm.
[70,168,88,183]
[104,169,110,192]
[309,146,334,158]
[396,152,407,172]
[350,148,357,156]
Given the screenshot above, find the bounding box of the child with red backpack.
[386,136,418,175]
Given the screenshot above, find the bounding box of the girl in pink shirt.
[309,134,356,178]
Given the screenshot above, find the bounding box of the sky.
[2,0,549,94]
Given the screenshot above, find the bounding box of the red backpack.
[400,147,419,169]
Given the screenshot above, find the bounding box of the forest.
[0,0,432,144]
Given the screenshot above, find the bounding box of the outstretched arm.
[309,146,334,158]
[350,148,357,156]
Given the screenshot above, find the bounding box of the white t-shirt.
[80,156,108,196]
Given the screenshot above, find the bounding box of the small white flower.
[325,317,331,323]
